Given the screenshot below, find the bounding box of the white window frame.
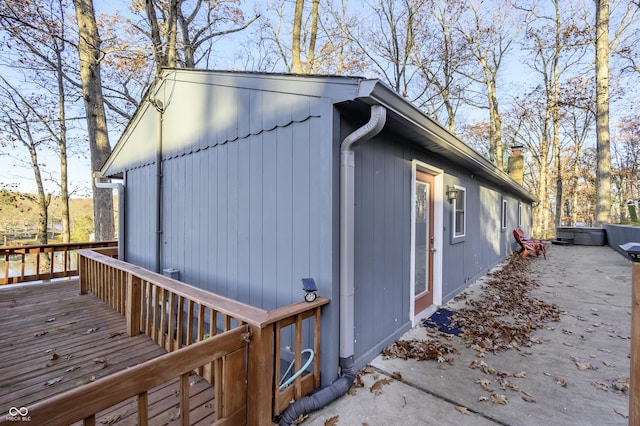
[501,198,508,230]
[452,185,466,239]
[517,202,522,228]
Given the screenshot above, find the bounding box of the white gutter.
[339,104,387,359]
[93,172,125,261]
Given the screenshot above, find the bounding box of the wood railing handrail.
[0,240,117,252]
[1,241,118,285]
[26,325,248,426]
[76,248,329,328]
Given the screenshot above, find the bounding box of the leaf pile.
[382,338,458,362]
[452,255,561,354]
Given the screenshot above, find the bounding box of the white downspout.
[339,104,387,359]
[94,172,125,261]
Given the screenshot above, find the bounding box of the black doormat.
[421,308,462,335]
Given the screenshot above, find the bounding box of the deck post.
[126,273,142,337]
[247,323,274,425]
[79,255,88,295]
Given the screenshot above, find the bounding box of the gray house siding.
[159,116,335,310]
[352,130,413,368]
[124,166,156,271]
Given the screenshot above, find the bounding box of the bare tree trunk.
[166,0,179,67]
[595,0,611,225]
[27,145,49,245]
[292,0,304,73]
[54,12,70,243]
[57,65,70,243]
[551,0,563,230]
[146,0,164,74]
[73,0,114,241]
[304,0,320,73]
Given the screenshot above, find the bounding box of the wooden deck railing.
[0,241,117,285]
[70,248,329,425]
[26,325,248,425]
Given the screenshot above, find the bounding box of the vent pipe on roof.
[279,104,387,426]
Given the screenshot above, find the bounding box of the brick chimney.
[507,145,524,185]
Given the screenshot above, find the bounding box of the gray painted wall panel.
[125,166,156,271]
[157,116,334,311]
[353,134,412,362]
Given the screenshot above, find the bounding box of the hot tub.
[555,227,607,246]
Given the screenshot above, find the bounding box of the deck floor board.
[0,280,217,424]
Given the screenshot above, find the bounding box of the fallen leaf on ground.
[324,416,339,426]
[292,414,308,424]
[521,391,536,403]
[608,377,630,395]
[554,377,567,387]
[50,353,59,361]
[571,356,598,371]
[391,371,403,381]
[34,331,48,337]
[370,378,393,394]
[66,365,81,372]
[383,339,458,361]
[614,409,628,419]
[490,394,509,405]
[591,382,609,392]
[352,374,364,388]
[44,377,63,386]
[475,378,493,392]
[93,358,109,368]
[513,371,527,378]
[455,406,470,415]
[362,366,376,375]
[99,413,121,424]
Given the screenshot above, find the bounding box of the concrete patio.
[303,244,632,426]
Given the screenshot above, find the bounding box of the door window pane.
[415,181,428,295]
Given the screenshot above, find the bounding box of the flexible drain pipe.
[279,104,386,426]
[93,173,125,261]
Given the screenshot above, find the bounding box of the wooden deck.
[0,280,216,425]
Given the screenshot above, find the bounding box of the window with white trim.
[517,202,522,228]
[453,186,466,238]
[501,198,508,230]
